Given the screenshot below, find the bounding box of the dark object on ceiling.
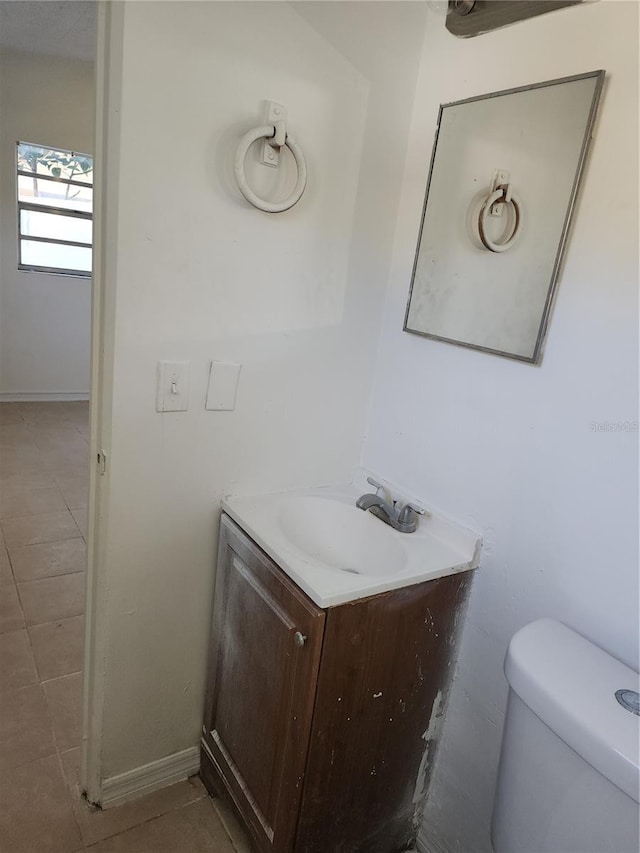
[447,0,584,37]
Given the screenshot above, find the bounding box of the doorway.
[0,1,96,847]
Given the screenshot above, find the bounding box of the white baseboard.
[0,392,90,402]
[100,746,200,810]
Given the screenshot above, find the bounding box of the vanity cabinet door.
[294,572,473,853]
[202,515,325,853]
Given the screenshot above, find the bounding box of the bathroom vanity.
[200,484,480,853]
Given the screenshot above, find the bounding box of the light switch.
[156,361,190,412]
[206,362,241,411]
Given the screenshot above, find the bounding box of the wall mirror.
[404,70,604,363]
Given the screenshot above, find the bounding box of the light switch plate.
[206,362,241,411]
[156,361,190,412]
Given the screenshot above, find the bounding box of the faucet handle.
[366,476,394,504]
[397,502,426,525]
[366,476,387,496]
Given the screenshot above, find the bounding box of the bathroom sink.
[278,496,407,577]
[222,478,480,607]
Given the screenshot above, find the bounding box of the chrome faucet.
[356,477,425,534]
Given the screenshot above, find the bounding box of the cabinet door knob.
[294,631,307,648]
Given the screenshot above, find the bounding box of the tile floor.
[0,401,251,853]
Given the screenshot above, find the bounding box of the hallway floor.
[0,401,250,852]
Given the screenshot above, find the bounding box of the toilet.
[491,618,640,853]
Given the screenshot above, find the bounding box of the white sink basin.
[222,480,480,608]
[278,496,407,578]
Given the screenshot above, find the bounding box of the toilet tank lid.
[505,618,640,804]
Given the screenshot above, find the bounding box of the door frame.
[81,0,124,805]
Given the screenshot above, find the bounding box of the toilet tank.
[491,618,640,853]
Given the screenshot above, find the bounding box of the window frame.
[16,141,94,278]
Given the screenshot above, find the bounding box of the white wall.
[91,1,425,785]
[91,1,638,840]
[0,49,94,398]
[361,3,639,850]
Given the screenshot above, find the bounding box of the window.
[17,142,93,277]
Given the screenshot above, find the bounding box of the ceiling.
[0,0,96,62]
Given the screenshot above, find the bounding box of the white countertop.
[222,480,481,608]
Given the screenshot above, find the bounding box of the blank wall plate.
[206,362,241,411]
[156,361,190,412]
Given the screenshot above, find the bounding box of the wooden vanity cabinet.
[201,514,472,853]
[201,515,325,852]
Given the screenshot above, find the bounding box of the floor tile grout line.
[30,632,84,683]
[5,534,86,589]
[24,613,86,631]
[0,530,18,588]
[53,746,87,849]
[4,529,84,551]
[20,600,43,684]
[3,646,84,687]
[0,482,69,497]
[75,776,210,850]
[27,612,86,631]
[40,669,84,687]
[0,506,82,524]
[44,675,82,757]
[0,509,71,525]
[0,501,87,525]
[0,746,61,777]
[5,485,85,648]
[0,680,60,771]
[0,404,95,851]
[16,567,87,587]
[4,561,27,629]
[11,566,85,633]
[8,534,86,553]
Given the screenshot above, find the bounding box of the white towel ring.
[234,125,307,214]
[477,188,522,253]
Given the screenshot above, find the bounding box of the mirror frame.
[403,70,605,364]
